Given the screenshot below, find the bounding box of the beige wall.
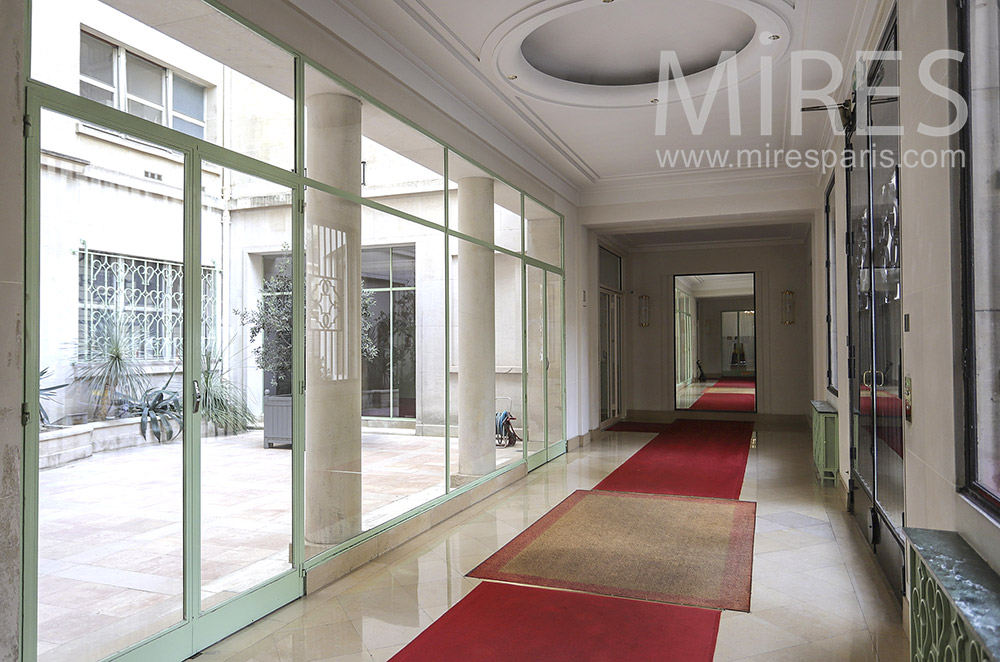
[625,242,812,416]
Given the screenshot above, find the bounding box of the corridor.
[196,419,908,662]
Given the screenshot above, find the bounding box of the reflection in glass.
[37,109,185,661]
[674,273,756,412]
[200,163,294,611]
[525,265,546,460]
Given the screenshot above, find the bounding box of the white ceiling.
[287,0,876,239]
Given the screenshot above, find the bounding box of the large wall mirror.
[674,273,757,412]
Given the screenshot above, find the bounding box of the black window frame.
[825,176,839,397]
[959,0,1000,519]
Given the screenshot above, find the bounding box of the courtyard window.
[78,249,218,362]
[962,0,1000,515]
[79,31,207,138]
[362,245,417,418]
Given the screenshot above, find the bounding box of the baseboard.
[304,462,528,593]
[567,431,592,451]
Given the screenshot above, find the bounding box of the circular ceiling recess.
[484,0,791,108]
[520,0,756,87]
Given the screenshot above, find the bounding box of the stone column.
[305,93,363,545]
[457,177,497,477]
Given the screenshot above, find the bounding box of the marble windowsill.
[904,527,1000,658]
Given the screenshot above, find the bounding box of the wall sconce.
[781,290,796,325]
[638,295,650,327]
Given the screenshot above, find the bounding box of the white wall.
[625,242,812,416]
[804,0,1000,576]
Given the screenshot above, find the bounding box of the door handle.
[875,371,885,387]
[192,380,202,413]
[862,370,872,387]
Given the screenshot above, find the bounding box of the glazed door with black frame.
[845,22,905,598]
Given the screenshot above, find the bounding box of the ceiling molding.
[381,0,602,184]
[287,0,583,202]
[624,236,808,253]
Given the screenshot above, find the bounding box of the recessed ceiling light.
[507,74,518,80]
[768,33,781,40]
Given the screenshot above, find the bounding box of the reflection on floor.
[199,420,909,662]
[36,429,521,661]
[678,378,757,412]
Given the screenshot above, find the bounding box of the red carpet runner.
[389,582,720,662]
[391,419,755,661]
[689,378,756,412]
[596,419,754,500]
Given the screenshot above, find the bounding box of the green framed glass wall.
[21,1,566,661]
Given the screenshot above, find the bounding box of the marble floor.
[198,418,910,662]
[676,379,758,409]
[35,428,521,661]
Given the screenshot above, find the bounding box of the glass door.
[29,106,302,662]
[599,290,622,423]
[546,272,566,460]
[33,108,189,662]
[845,18,905,598]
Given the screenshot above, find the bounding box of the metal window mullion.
[443,149,450,493]
[387,247,395,417]
[542,270,549,455]
[291,183,305,572]
[182,147,203,622]
[21,94,42,662]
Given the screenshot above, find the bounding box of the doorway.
[599,290,623,424]
[845,15,905,598]
[674,273,757,413]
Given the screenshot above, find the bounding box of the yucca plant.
[39,367,68,427]
[77,316,148,419]
[137,369,182,442]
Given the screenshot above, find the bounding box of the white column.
[305,93,363,545]
[457,177,496,477]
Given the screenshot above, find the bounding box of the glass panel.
[305,188,446,559]
[200,163,293,610]
[447,152,521,252]
[868,42,905,532]
[599,247,622,291]
[493,180,522,254]
[546,273,564,454]
[969,0,1000,502]
[171,116,204,139]
[33,0,295,168]
[80,81,114,106]
[448,236,505,481]
[37,108,184,661]
[80,32,114,86]
[172,74,204,121]
[599,292,610,421]
[525,196,560,267]
[126,53,164,106]
[495,252,523,468]
[127,99,163,124]
[849,132,876,500]
[362,290,391,417]
[391,245,416,287]
[525,265,546,460]
[362,247,392,288]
